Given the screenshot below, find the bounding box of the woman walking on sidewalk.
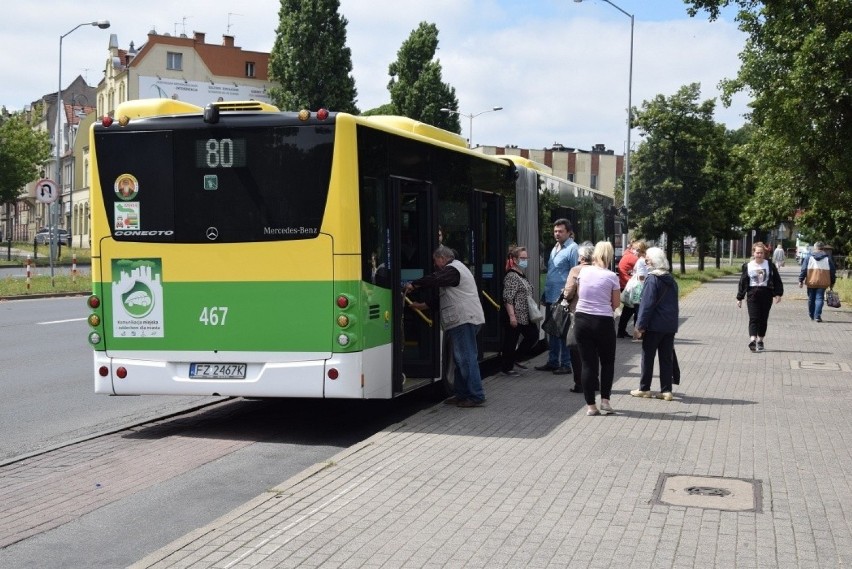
[573,241,620,416]
[736,241,784,352]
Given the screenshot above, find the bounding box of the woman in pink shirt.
[573,241,621,415]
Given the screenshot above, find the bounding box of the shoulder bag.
[527,294,545,323]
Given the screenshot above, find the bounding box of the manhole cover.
[652,474,762,512]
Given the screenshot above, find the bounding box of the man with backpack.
[798,241,836,322]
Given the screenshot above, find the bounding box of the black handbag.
[542,297,572,339]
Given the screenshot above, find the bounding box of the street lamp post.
[53,20,110,281]
[574,0,633,245]
[440,106,503,148]
[68,93,89,249]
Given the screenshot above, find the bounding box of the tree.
[0,114,51,242]
[268,0,359,114]
[687,0,852,255]
[629,83,723,272]
[700,124,751,267]
[0,114,51,206]
[386,22,460,132]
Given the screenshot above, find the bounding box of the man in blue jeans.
[535,219,578,375]
[404,245,486,407]
[798,241,836,322]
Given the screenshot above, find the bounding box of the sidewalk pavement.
[132,266,852,569]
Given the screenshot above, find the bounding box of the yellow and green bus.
[88,99,617,399]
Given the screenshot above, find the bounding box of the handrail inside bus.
[481,290,501,311]
[403,295,433,327]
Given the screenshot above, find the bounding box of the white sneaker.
[599,401,615,415]
[630,389,652,398]
[656,392,673,401]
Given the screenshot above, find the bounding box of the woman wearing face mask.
[500,246,539,376]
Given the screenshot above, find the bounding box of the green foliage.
[0,114,51,205]
[361,103,396,116]
[387,22,460,132]
[268,0,359,114]
[0,273,90,297]
[629,83,730,269]
[687,0,852,256]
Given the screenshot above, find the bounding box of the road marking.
[38,318,87,325]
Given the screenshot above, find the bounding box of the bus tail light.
[89,332,101,345]
[316,108,329,121]
[116,367,128,379]
[327,368,339,380]
[98,366,109,377]
[101,115,113,127]
[88,295,100,309]
[336,295,350,309]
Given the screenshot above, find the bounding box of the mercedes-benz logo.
[205,227,219,241]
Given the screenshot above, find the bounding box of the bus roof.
[359,115,468,148]
[496,154,552,174]
[113,99,280,120]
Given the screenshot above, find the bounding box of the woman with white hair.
[561,241,595,392]
[630,247,680,401]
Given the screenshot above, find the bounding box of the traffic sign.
[35,178,59,204]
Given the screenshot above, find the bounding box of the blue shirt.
[544,238,578,303]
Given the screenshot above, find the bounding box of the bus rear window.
[94,125,334,243]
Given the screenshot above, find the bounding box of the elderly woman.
[630,247,679,400]
[573,241,621,415]
[561,241,594,392]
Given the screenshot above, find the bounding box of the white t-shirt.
[747,260,770,287]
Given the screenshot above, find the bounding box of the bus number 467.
[199,306,229,326]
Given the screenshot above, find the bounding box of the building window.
[167,52,183,70]
[567,173,575,182]
[590,174,597,189]
[245,62,255,77]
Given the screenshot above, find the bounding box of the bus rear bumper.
[93,351,376,398]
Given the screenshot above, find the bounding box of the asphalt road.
[0,296,209,462]
[0,295,437,568]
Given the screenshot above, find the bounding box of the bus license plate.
[189,363,246,379]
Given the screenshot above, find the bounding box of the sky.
[0,0,749,153]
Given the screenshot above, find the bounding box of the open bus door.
[390,178,441,393]
[472,191,506,360]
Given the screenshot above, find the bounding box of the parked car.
[34,228,71,246]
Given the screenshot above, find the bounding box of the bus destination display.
[195,138,247,168]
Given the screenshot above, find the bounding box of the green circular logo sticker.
[122,282,155,318]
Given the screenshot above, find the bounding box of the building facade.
[477,143,623,200]
[8,31,271,248]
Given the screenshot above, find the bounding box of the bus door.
[390,178,440,391]
[472,191,506,359]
